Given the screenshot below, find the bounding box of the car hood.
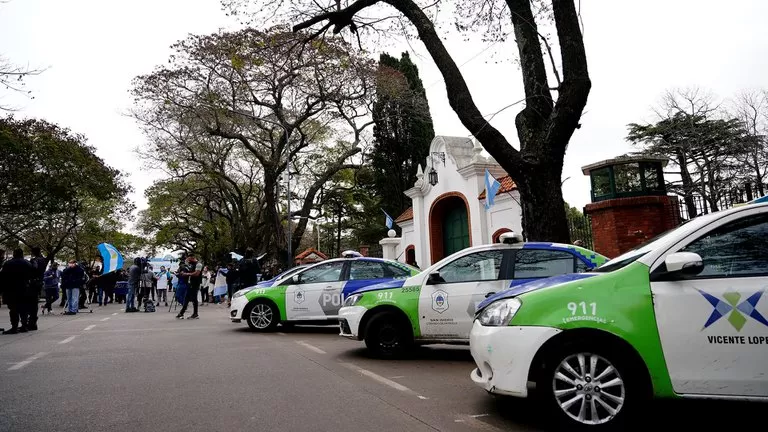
[476,273,599,311]
[348,279,409,294]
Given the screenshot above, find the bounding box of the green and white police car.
[230,256,419,331]
[338,234,606,357]
[470,202,768,428]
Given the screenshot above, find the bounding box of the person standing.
[42,262,61,314]
[225,262,238,307]
[139,264,156,309]
[1,249,34,334]
[176,254,202,319]
[0,248,5,309]
[27,247,48,330]
[60,260,85,315]
[201,266,211,304]
[126,258,141,313]
[156,266,170,307]
[237,248,261,289]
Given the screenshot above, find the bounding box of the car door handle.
[485,292,496,298]
[324,286,335,290]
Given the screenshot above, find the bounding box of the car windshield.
[592,210,726,273]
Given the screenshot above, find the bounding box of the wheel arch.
[359,304,413,340]
[527,328,653,399]
[244,296,283,322]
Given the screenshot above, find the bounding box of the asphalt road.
[0,301,761,432]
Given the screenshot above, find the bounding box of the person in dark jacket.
[61,260,86,315]
[237,248,261,289]
[27,247,48,330]
[1,249,35,334]
[42,262,61,314]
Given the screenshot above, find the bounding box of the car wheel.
[245,301,278,332]
[364,312,412,358]
[539,343,634,429]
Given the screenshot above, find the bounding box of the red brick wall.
[585,196,680,258]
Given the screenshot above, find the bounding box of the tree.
[627,88,754,216]
[370,52,434,217]
[222,0,590,243]
[131,27,376,265]
[1,55,44,111]
[0,117,132,263]
[731,89,768,196]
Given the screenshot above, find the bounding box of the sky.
[2,0,767,226]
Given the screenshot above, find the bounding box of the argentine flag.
[382,209,394,230]
[97,243,124,274]
[484,169,501,210]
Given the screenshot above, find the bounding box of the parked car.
[230,256,419,331]
[338,233,607,357]
[469,202,768,428]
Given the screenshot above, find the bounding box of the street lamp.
[428,167,438,186]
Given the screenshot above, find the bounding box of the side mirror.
[663,252,704,278]
[289,275,300,285]
[427,272,444,285]
[485,291,496,298]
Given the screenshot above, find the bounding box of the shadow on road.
[341,345,475,363]
[482,393,761,431]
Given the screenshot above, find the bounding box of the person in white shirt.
[156,266,171,307]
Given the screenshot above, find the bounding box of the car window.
[514,250,574,278]
[438,250,504,283]
[680,213,768,277]
[296,262,344,284]
[384,264,412,279]
[575,259,590,273]
[349,261,386,280]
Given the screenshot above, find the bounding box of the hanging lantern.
[428,167,438,186]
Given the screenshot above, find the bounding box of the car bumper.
[338,306,367,339]
[230,295,248,322]
[469,321,561,398]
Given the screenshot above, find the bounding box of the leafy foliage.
[0,116,133,262]
[627,88,760,216]
[131,27,377,265]
[222,0,592,244]
[370,52,434,219]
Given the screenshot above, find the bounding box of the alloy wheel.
[249,304,273,329]
[552,352,625,425]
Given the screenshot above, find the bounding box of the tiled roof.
[294,247,328,260]
[478,175,517,199]
[395,207,413,223]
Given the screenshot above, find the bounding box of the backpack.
[143,299,156,313]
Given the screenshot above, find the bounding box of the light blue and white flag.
[484,169,501,210]
[97,243,124,274]
[382,209,394,229]
[213,268,229,296]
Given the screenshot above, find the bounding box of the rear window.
[514,250,575,278]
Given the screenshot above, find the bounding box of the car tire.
[537,342,637,430]
[244,301,278,332]
[364,312,412,358]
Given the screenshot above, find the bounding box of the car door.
[650,210,768,396]
[511,248,579,286]
[419,249,511,340]
[284,261,346,321]
[343,260,390,300]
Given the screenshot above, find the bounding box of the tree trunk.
[262,173,287,266]
[517,164,570,243]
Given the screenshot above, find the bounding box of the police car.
[469,202,768,428]
[338,233,606,357]
[229,253,419,331]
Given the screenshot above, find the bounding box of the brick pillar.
[585,196,680,258]
[359,245,369,257]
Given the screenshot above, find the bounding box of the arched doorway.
[429,193,471,263]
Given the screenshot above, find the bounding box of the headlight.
[343,293,363,307]
[233,289,249,298]
[477,298,522,326]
